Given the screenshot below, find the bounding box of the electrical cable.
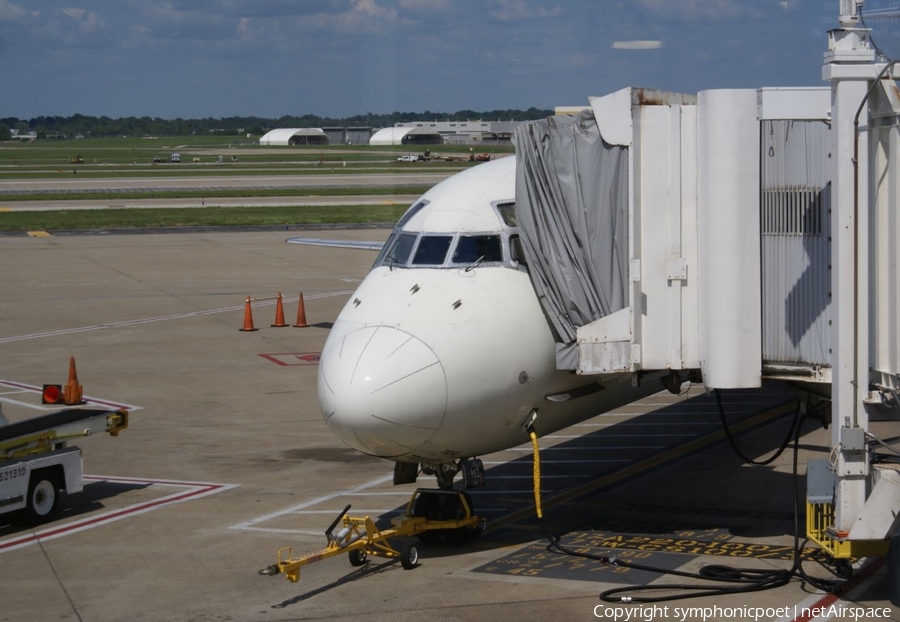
[860,10,895,63]
[866,431,900,457]
[527,400,847,602]
[714,388,800,466]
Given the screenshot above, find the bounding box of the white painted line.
[345,491,413,496]
[467,490,539,495]
[507,445,667,451]
[0,380,140,412]
[559,432,696,437]
[774,558,884,622]
[239,527,326,536]
[573,422,716,427]
[480,474,570,479]
[285,509,403,515]
[0,475,238,553]
[0,290,354,344]
[482,459,628,465]
[229,473,393,532]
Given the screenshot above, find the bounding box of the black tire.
[445,492,473,545]
[400,541,419,569]
[417,530,442,544]
[25,471,61,524]
[348,548,368,567]
[412,492,437,518]
[444,526,470,545]
[414,491,444,543]
[835,559,853,580]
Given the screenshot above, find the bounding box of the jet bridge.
[515,85,836,389]
[514,8,900,587]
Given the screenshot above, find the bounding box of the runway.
[0,194,422,212]
[0,230,895,621]
[0,172,454,194]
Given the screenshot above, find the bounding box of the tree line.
[0,108,553,141]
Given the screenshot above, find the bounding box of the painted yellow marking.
[0,207,10,212]
[26,231,51,237]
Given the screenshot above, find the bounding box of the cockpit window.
[374,231,520,270]
[379,233,416,266]
[396,200,429,228]
[412,236,452,265]
[452,235,502,264]
[495,202,517,227]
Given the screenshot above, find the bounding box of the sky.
[3,0,900,120]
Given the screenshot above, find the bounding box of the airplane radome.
[300,156,663,489]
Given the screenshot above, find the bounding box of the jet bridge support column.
[811,9,900,603]
[823,20,873,534]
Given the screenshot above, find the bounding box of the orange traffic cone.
[239,296,258,332]
[63,356,84,405]
[293,292,309,328]
[271,292,288,327]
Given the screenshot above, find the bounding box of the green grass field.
[0,136,512,170]
[0,204,407,232]
[0,137,513,231]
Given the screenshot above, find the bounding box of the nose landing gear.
[420,457,485,490]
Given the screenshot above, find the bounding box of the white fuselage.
[318,157,657,465]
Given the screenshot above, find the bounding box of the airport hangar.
[258,120,523,147]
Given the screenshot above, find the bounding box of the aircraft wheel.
[348,548,368,567]
[400,541,419,569]
[25,471,60,524]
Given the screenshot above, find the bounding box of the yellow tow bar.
[259,488,486,583]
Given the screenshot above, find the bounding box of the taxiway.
[0,230,896,622]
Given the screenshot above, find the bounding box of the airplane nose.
[319,325,448,458]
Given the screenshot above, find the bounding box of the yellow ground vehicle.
[260,489,485,583]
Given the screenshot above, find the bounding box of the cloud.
[169,0,336,19]
[612,40,664,50]
[61,8,101,32]
[0,2,106,47]
[0,0,33,23]
[399,0,451,12]
[638,0,764,22]
[321,0,406,33]
[487,0,562,22]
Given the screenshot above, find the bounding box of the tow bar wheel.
[348,548,367,567]
[400,541,419,569]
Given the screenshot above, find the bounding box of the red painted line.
[259,352,321,366]
[786,557,886,622]
[84,474,223,487]
[0,477,236,553]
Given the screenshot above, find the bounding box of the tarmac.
[0,229,898,622]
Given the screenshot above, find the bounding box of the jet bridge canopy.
[513,109,629,369]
